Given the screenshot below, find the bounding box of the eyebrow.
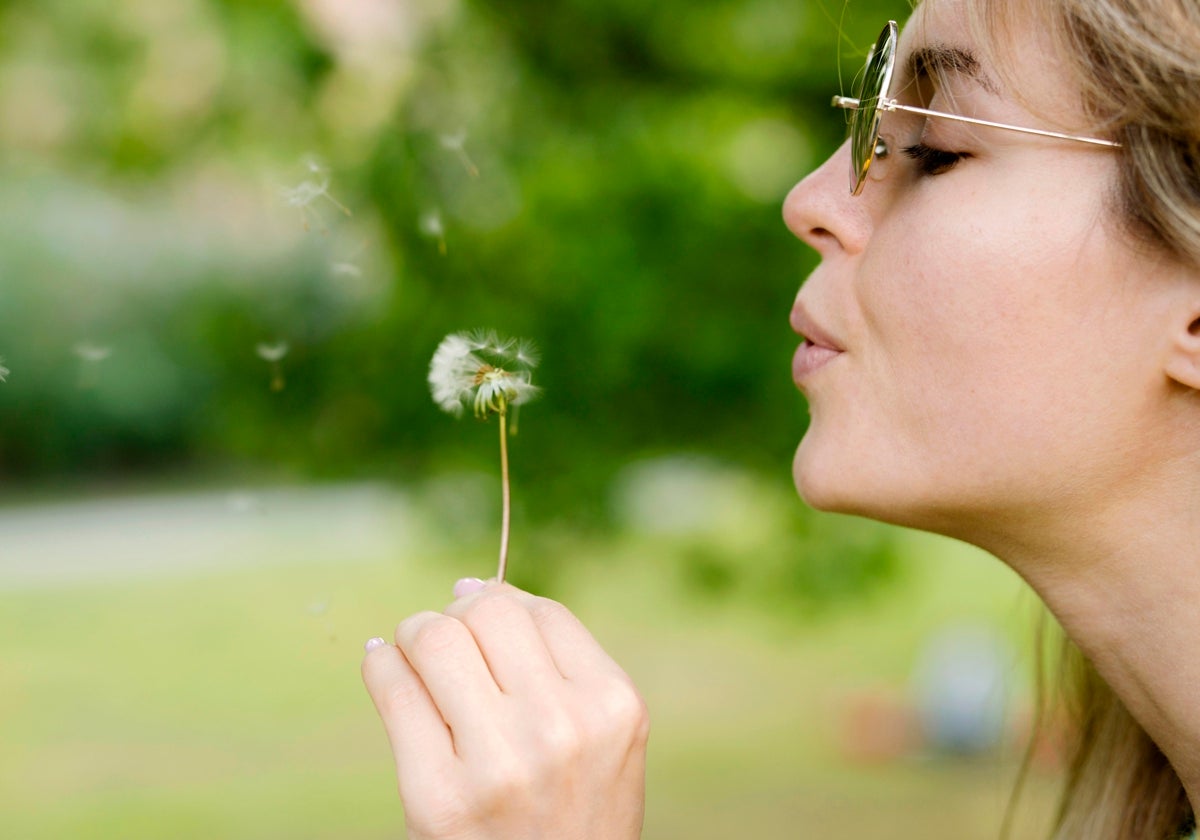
[905,44,999,95]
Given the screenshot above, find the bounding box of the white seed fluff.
[428,330,540,418]
[74,343,113,363]
[257,342,289,362]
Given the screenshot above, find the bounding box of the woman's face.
[784,0,1183,541]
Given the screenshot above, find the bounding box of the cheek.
[856,230,1025,417]
[845,205,1120,478]
[863,188,1103,393]
[795,158,1148,519]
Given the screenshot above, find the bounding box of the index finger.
[361,639,457,794]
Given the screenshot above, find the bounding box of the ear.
[1163,306,1200,391]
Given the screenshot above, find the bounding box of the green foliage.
[0,0,914,598]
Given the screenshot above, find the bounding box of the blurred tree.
[0,0,913,597]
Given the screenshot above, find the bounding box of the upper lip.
[790,300,844,352]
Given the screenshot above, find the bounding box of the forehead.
[899,1,984,84]
[897,0,1068,113]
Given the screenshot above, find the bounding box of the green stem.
[497,410,511,583]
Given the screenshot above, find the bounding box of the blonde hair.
[971,0,1200,267]
[1021,625,1192,839]
[960,0,1200,837]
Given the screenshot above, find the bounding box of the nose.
[782,139,872,259]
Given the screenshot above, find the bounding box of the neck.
[972,474,1200,816]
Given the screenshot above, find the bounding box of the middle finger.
[443,583,565,695]
[394,610,503,748]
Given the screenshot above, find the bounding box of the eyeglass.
[832,20,1120,195]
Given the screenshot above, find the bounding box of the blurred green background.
[0,0,1063,836]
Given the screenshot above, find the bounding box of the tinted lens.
[849,22,898,194]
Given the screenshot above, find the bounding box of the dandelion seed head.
[429,330,540,419]
[428,333,480,416]
[257,342,289,362]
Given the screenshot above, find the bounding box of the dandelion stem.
[497,409,511,583]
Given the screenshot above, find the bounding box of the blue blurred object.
[912,624,1013,755]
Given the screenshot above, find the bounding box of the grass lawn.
[0,490,1060,838]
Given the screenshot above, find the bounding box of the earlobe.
[1163,311,1200,391]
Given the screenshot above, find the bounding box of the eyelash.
[901,142,967,176]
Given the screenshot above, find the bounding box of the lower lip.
[793,341,842,382]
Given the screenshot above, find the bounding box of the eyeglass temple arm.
[831,95,1121,148]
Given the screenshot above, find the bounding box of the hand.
[361,580,650,840]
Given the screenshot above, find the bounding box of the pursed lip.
[790,299,845,385]
[790,299,845,353]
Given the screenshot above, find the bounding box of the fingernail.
[364,637,387,653]
[453,577,487,599]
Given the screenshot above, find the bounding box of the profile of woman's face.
[783,0,1180,543]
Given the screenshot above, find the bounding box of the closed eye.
[902,142,967,176]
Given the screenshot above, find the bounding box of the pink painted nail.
[364,637,387,653]
[453,577,487,598]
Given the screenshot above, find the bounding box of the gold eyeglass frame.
[833,20,1120,195]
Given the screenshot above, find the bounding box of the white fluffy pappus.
[428,330,540,419]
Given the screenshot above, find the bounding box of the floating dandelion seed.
[439,131,479,178]
[257,342,288,362]
[74,343,112,363]
[429,329,540,583]
[0,358,8,383]
[420,209,447,255]
[280,158,352,233]
[329,236,370,278]
[256,342,289,391]
[73,342,112,389]
[307,597,330,616]
[330,261,362,277]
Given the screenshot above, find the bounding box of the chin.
[793,437,996,545]
[792,435,923,527]
[792,436,864,513]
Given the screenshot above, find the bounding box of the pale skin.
[785,0,1200,819]
[361,579,649,840]
[363,0,1200,833]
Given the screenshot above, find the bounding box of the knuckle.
[469,753,534,811]
[405,786,475,838]
[458,588,520,628]
[464,712,585,809]
[394,610,438,642]
[533,705,585,759]
[360,652,423,720]
[593,679,651,742]
[400,612,466,658]
[528,595,570,624]
[375,673,425,719]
